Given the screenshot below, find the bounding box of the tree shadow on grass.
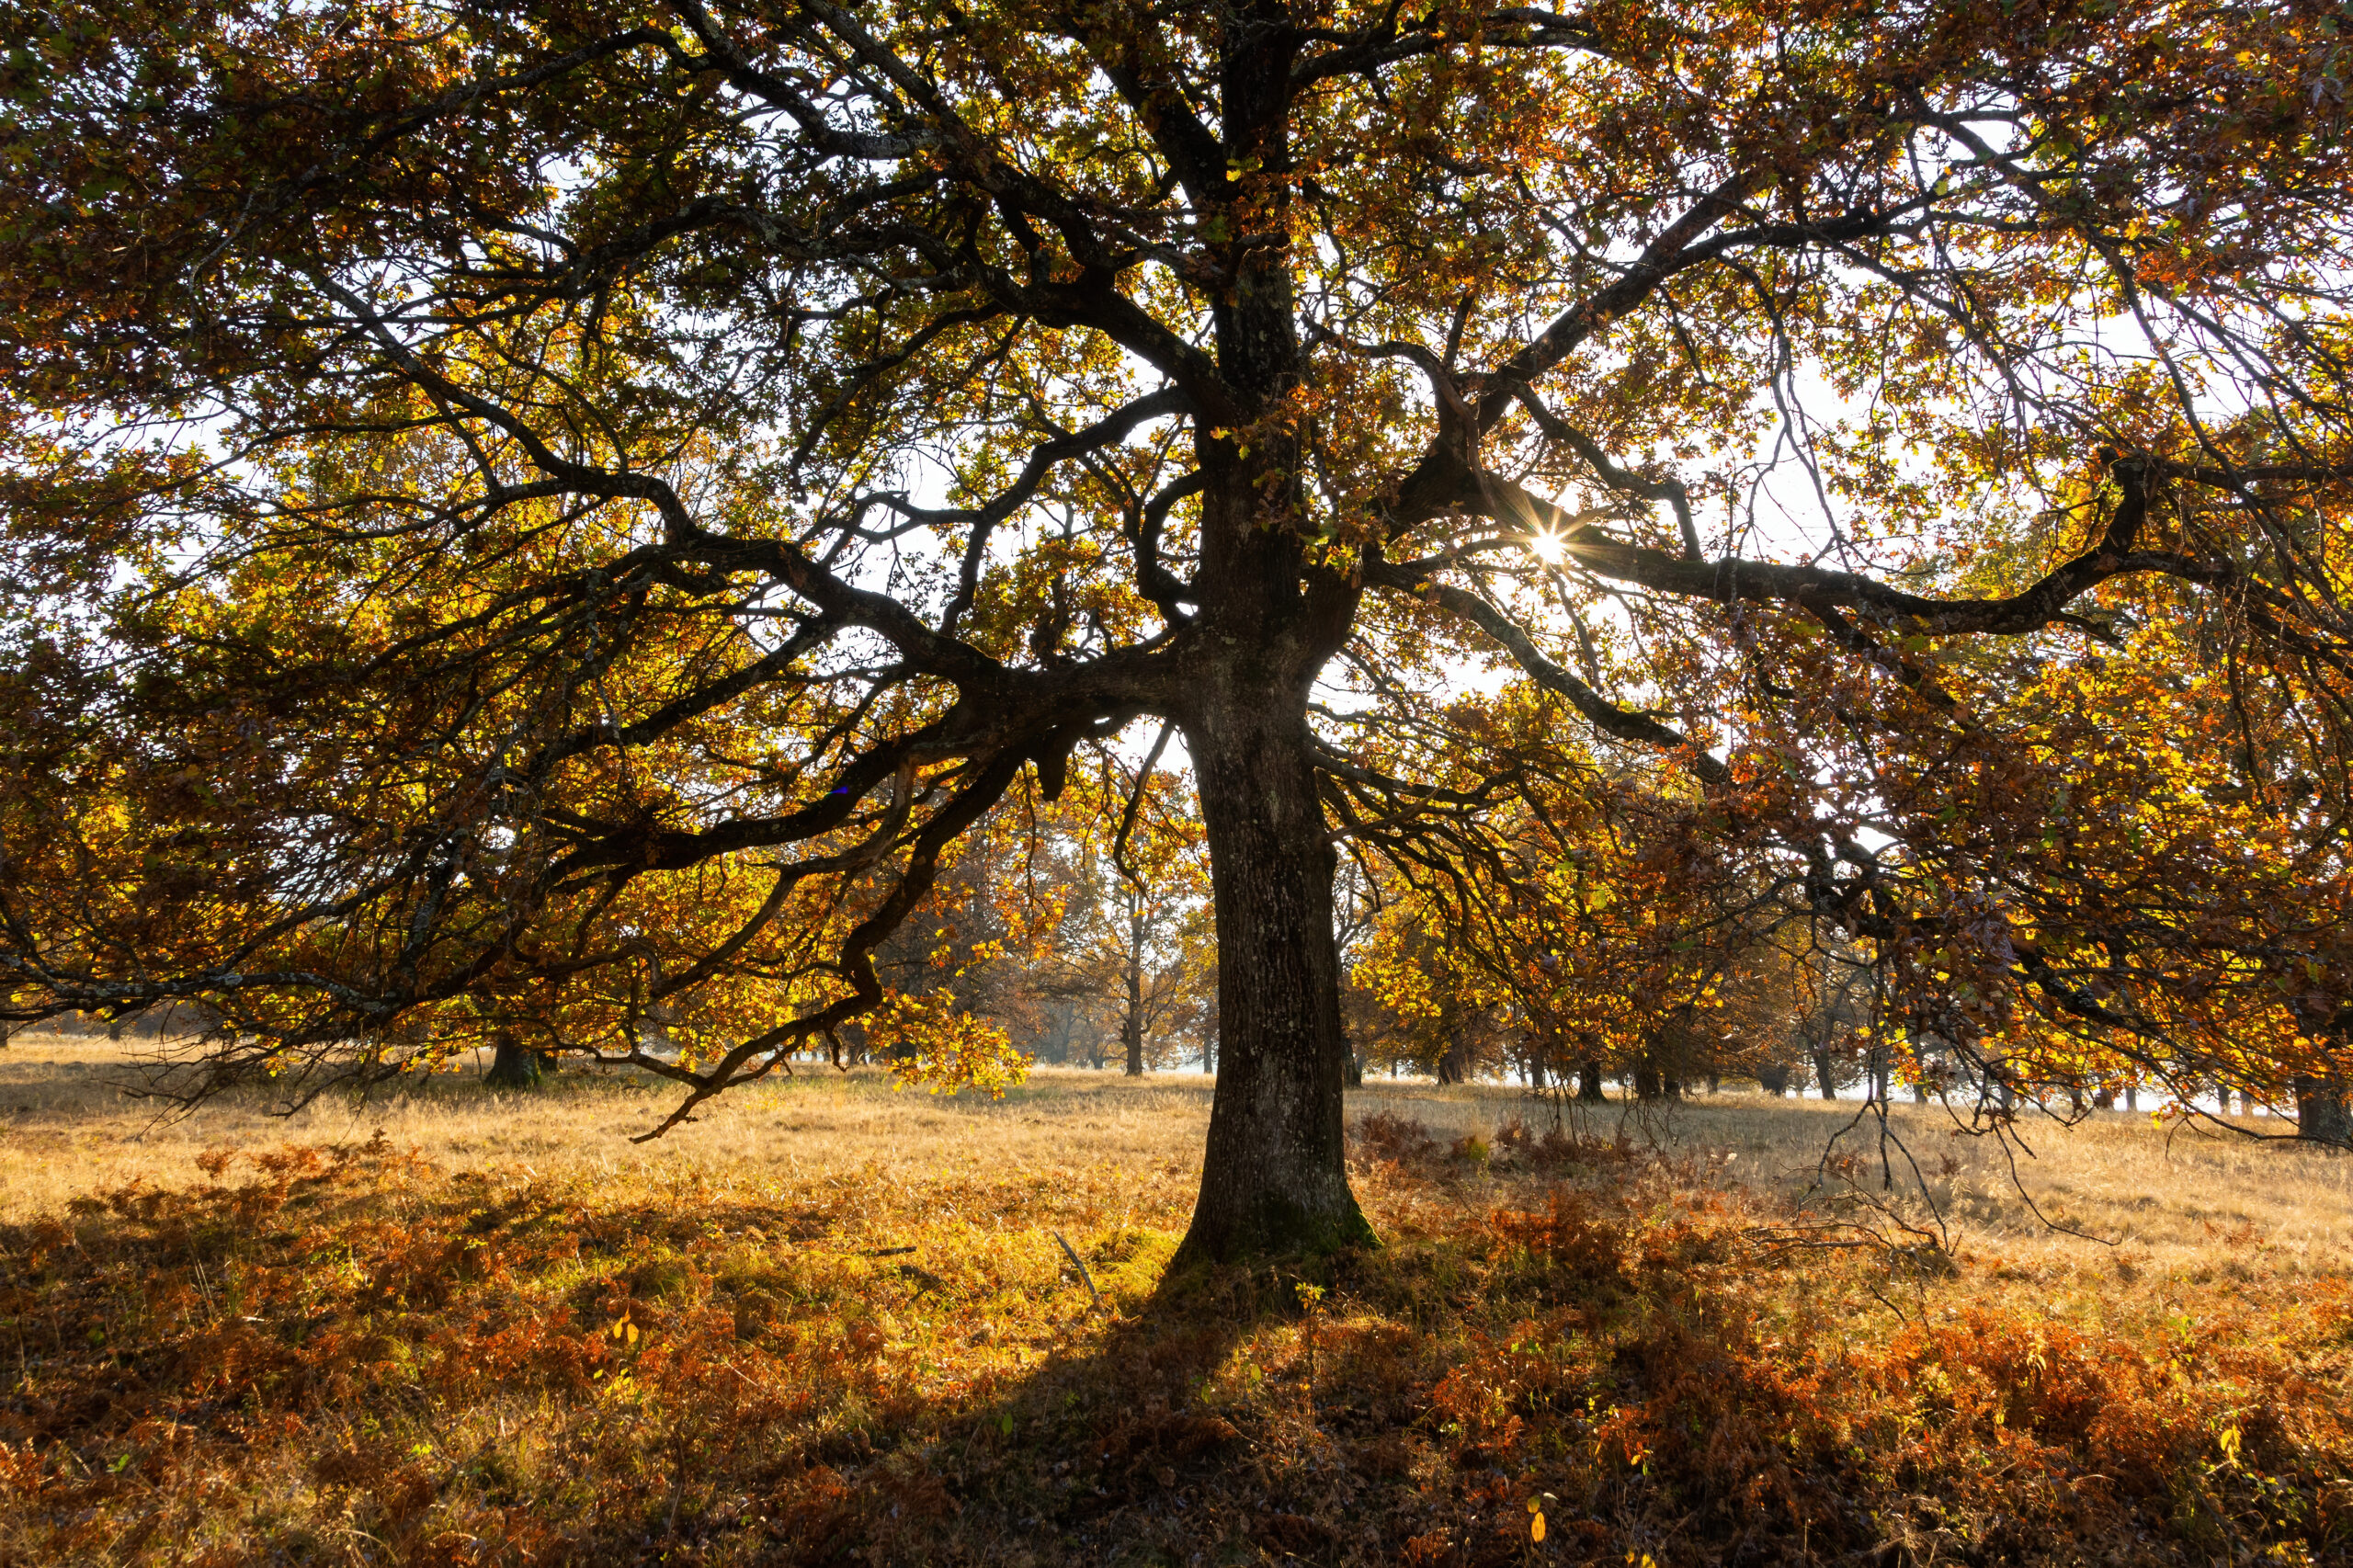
[783,1149,2349,1568]
[768,1261,1281,1567]
[742,1166,1842,1568]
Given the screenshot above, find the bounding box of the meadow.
[1,1038,2347,1565]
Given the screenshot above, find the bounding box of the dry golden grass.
[0,1038,1220,1221]
[13,1037,2348,1267]
[1,1036,2348,1566]
[1352,1080,2353,1281]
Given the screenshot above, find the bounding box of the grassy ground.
[1,1039,2348,1565]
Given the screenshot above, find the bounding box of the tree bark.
[1576,1059,1607,1102]
[1174,694,1370,1265]
[1812,1044,1839,1099]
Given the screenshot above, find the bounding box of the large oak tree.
[4,0,2351,1257]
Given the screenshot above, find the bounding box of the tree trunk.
[2295,1074,2350,1147]
[486,1035,551,1088]
[1633,1060,1664,1100]
[1174,699,1370,1264]
[1122,903,1145,1077]
[1812,1045,1838,1100]
[1576,1059,1606,1102]
[1435,1034,1470,1085]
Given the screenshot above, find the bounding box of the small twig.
[1051,1231,1103,1312]
[665,1458,686,1537]
[190,1255,221,1325]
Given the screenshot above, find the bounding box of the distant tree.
[997,747,1216,1074]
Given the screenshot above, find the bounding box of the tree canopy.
[4,0,2352,1257]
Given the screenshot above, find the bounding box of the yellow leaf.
[1531,1512,1546,1542]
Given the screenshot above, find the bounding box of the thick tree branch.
[1469,468,2232,639]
